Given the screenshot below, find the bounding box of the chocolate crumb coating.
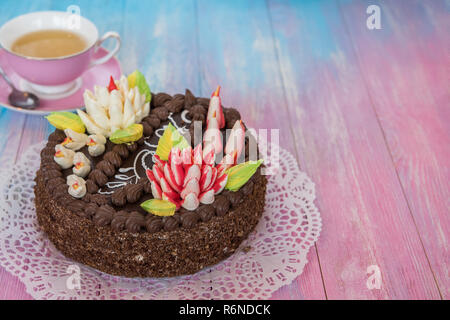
[124,183,144,204]
[241,180,254,196]
[111,187,127,206]
[41,162,61,172]
[112,144,129,159]
[35,164,266,277]
[46,177,65,193]
[103,151,122,168]
[48,130,66,142]
[44,169,62,182]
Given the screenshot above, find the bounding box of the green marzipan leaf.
[155,123,190,160]
[140,199,176,216]
[225,159,263,192]
[110,124,143,144]
[45,111,86,133]
[128,70,152,103]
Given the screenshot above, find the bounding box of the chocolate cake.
[34,75,267,277]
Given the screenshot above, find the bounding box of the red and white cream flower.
[146,86,245,211]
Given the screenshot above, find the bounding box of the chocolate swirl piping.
[152,92,172,107]
[111,187,127,206]
[96,160,116,177]
[144,115,160,128]
[145,216,163,233]
[111,210,129,232]
[181,212,200,229]
[124,183,144,203]
[213,195,231,217]
[83,203,98,219]
[112,144,129,159]
[126,143,138,153]
[198,205,215,222]
[85,179,99,194]
[93,205,114,226]
[163,216,180,231]
[184,89,196,110]
[125,211,145,233]
[103,151,122,168]
[88,169,108,187]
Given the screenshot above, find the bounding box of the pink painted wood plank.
[268,0,441,299]
[196,0,326,299]
[339,0,449,298]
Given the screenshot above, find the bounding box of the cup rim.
[0,10,99,61]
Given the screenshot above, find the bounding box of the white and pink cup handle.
[90,31,121,68]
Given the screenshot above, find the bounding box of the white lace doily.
[0,140,321,300]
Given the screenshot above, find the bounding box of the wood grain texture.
[339,0,449,298]
[267,0,443,299]
[195,0,326,300]
[0,0,447,299]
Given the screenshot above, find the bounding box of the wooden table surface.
[0,0,448,300]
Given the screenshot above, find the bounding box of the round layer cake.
[35,89,267,277]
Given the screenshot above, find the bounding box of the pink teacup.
[0,11,120,98]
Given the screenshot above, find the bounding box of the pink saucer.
[0,47,122,115]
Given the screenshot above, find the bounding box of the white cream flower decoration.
[67,174,87,198]
[72,152,91,178]
[76,75,150,137]
[54,144,75,169]
[86,134,107,157]
[62,129,88,151]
